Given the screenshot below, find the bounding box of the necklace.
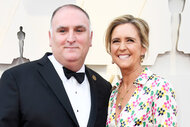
[117,84,134,110]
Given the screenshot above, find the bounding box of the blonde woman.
[105,14,177,127]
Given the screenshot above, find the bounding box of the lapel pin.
[92,75,96,81]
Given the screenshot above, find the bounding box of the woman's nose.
[119,42,127,50]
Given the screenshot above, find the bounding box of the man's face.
[49,7,92,69]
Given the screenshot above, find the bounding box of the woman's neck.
[121,65,143,87]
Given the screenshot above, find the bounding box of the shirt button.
[77,110,79,112]
[75,91,77,94]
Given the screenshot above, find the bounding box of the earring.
[140,55,144,63]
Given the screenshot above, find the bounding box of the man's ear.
[48,31,52,47]
[89,31,93,47]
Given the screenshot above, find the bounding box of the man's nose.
[67,31,76,43]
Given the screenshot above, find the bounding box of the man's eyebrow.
[55,25,88,32]
[56,26,67,30]
[75,25,87,29]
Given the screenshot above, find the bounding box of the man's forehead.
[54,6,89,20]
[52,11,89,28]
[53,9,89,22]
[56,25,87,29]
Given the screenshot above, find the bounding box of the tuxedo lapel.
[85,67,98,127]
[37,53,79,126]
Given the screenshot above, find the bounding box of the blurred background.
[0,0,189,126]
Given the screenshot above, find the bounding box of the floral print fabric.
[106,67,177,127]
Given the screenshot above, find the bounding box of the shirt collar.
[48,54,85,73]
[112,67,154,93]
[133,67,154,86]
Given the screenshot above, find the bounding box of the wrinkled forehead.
[52,7,90,28]
[52,6,90,24]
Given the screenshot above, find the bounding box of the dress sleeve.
[152,79,177,127]
[0,70,20,127]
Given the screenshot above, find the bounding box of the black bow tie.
[63,67,85,84]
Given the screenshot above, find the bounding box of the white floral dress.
[106,67,177,127]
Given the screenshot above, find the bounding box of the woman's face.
[110,23,146,70]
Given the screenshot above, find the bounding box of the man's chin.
[65,56,80,62]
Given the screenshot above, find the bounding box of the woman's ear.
[141,46,146,56]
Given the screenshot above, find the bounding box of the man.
[0,4,112,127]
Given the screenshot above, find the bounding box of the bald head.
[51,4,89,21]
[50,4,91,32]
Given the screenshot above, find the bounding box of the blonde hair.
[105,14,149,55]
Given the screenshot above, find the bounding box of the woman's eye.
[112,40,120,43]
[127,39,134,42]
[113,41,118,43]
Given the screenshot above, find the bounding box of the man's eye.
[76,29,82,32]
[76,29,84,32]
[60,30,65,32]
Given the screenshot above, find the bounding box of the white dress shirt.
[48,55,91,127]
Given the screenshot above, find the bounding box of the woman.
[105,15,177,127]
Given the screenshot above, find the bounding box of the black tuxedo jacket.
[0,53,112,127]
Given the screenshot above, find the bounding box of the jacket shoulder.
[85,66,112,88]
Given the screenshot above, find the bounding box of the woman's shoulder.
[143,67,174,91]
[145,69,176,99]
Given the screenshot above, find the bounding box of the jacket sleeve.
[0,71,20,127]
